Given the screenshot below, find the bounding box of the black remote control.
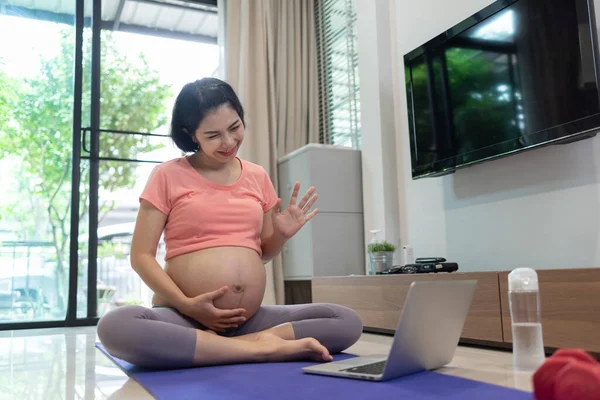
[379,262,458,274]
[415,257,446,263]
[408,262,458,273]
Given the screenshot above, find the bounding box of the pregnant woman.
[97,78,363,369]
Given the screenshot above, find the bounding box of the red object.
[554,361,600,400]
[551,349,598,365]
[533,357,573,400]
[532,349,599,400]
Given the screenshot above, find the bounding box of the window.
[315,0,361,149]
[0,0,218,325]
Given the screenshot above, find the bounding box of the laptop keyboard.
[341,360,386,375]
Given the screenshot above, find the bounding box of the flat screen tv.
[404,0,600,179]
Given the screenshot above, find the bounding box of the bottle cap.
[508,267,539,291]
[369,229,381,244]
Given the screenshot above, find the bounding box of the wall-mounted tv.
[404,0,600,179]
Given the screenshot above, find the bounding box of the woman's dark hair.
[170,78,245,153]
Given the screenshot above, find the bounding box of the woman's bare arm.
[129,200,188,309]
[260,208,287,263]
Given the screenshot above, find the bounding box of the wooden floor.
[0,326,533,399]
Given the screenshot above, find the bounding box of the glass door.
[78,0,220,319]
[0,0,79,327]
[0,0,219,328]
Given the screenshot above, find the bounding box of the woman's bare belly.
[153,247,266,319]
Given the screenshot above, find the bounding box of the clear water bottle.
[508,268,546,371]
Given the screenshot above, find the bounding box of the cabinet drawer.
[277,146,363,213]
[277,152,311,210]
[282,220,313,280]
[312,213,365,277]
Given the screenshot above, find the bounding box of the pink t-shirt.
[139,157,278,261]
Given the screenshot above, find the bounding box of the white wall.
[356,0,401,268]
[359,0,600,272]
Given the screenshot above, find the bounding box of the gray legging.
[97,303,363,369]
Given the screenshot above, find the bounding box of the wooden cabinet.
[313,268,600,354]
[312,272,503,342]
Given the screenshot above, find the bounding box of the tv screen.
[404,0,600,179]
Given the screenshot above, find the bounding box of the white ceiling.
[4,0,218,42]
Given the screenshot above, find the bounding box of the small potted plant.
[367,240,397,275]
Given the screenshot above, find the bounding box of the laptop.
[302,279,477,381]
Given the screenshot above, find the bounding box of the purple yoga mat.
[96,343,532,400]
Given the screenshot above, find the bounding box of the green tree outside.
[0,27,172,315]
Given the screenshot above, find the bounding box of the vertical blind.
[314,0,361,149]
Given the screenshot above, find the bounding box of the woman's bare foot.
[255,332,333,363]
[233,323,295,342]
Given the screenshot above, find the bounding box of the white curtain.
[224,0,319,305]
